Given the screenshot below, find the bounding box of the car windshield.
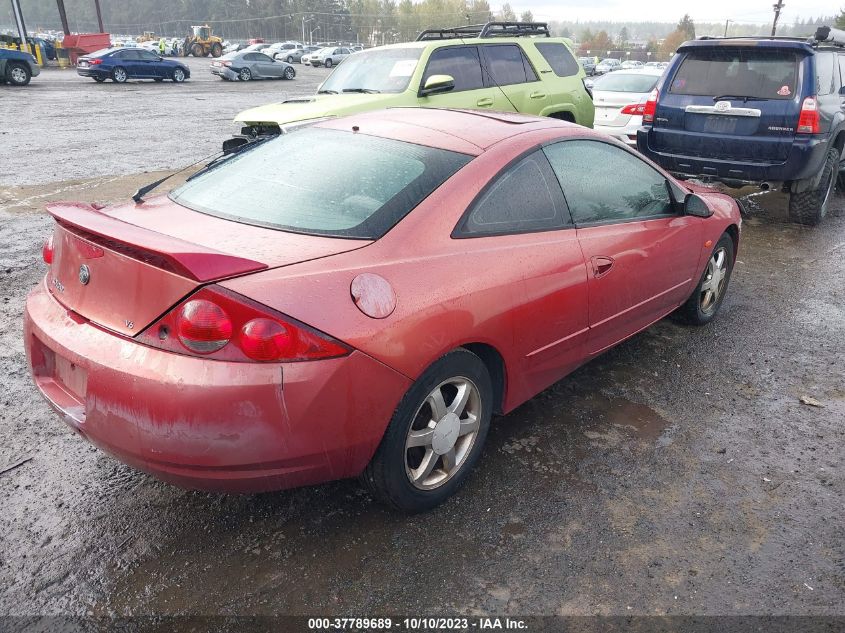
[170,127,471,239]
[670,48,799,100]
[593,72,659,93]
[319,47,423,94]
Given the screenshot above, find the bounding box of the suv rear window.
[170,128,471,239]
[670,48,799,100]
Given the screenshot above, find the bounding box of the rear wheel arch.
[460,343,507,415]
[547,110,575,123]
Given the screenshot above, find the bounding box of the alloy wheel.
[10,66,27,84]
[700,247,728,314]
[113,67,127,82]
[405,377,482,490]
[173,68,185,82]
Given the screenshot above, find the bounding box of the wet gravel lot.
[0,59,843,621]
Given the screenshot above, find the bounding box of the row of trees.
[11,0,534,43]
[6,0,841,45]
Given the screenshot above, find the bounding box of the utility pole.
[771,0,784,37]
[724,19,731,37]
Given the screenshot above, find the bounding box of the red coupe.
[25,108,741,512]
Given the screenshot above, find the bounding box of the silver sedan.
[210,51,296,81]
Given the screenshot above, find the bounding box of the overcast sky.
[506,1,831,25]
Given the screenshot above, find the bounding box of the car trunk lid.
[593,90,646,127]
[45,197,371,336]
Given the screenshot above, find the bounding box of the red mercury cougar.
[25,108,741,512]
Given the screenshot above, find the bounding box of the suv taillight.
[797,97,820,134]
[137,286,351,362]
[642,89,658,123]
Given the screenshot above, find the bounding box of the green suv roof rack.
[416,21,551,41]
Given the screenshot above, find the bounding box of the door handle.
[529,91,546,99]
[476,97,494,107]
[591,256,615,278]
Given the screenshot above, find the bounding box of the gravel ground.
[0,63,843,622]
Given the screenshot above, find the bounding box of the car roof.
[369,36,573,53]
[601,67,664,75]
[678,37,816,55]
[316,107,571,155]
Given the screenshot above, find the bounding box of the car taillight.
[176,299,233,353]
[42,235,53,265]
[642,88,658,123]
[89,58,102,65]
[797,97,820,134]
[621,103,646,115]
[137,286,350,363]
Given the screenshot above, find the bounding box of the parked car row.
[23,20,845,516]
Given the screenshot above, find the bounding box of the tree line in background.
[4,0,840,47]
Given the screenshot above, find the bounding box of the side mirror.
[419,74,455,97]
[684,193,714,218]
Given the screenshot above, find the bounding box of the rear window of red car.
[170,128,471,239]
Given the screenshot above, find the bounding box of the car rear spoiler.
[46,202,267,282]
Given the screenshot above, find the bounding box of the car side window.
[816,52,835,96]
[139,50,158,61]
[455,151,570,237]
[423,46,484,92]
[534,42,580,77]
[245,53,261,61]
[114,50,132,60]
[481,44,537,85]
[544,140,673,225]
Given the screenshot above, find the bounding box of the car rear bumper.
[637,129,829,185]
[595,118,643,147]
[76,67,108,78]
[210,66,238,80]
[24,279,411,493]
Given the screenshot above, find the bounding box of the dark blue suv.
[638,27,845,225]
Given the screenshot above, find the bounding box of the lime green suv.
[232,22,594,141]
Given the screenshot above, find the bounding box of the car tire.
[283,66,295,80]
[172,67,186,83]
[111,66,128,83]
[676,232,735,326]
[6,62,31,86]
[788,147,838,226]
[286,55,294,63]
[238,68,251,81]
[361,349,493,513]
[324,58,333,68]
[93,77,106,83]
[211,43,223,57]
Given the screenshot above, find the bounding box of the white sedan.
[591,68,664,147]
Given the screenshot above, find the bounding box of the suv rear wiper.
[317,89,338,94]
[342,88,381,94]
[713,95,772,102]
